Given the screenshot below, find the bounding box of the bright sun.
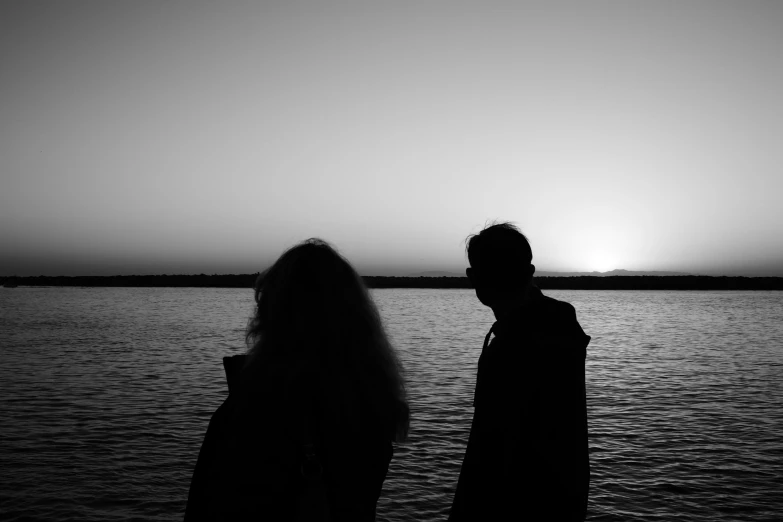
[586,250,617,273]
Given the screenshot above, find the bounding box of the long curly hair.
[244,238,409,442]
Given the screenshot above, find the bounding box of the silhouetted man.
[449,223,590,521]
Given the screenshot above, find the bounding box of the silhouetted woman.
[185,239,409,521]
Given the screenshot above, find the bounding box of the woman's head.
[245,238,409,441]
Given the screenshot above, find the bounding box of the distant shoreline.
[2,274,783,290]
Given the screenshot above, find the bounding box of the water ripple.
[1,288,782,521]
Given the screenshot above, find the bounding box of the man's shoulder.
[534,293,590,360]
[534,293,579,329]
[539,292,576,313]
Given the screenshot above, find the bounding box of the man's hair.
[466,222,533,279]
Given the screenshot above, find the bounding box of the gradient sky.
[2,1,782,277]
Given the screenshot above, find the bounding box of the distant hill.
[406,271,464,277]
[408,269,692,277]
[536,269,692,277]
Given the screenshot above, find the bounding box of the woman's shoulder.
[222,354,247,394]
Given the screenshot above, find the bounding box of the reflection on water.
[0,287,782,521]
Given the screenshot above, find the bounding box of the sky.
[2,1,782,277]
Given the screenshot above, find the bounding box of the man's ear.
[529,264,535,278]
[466,267,474,285]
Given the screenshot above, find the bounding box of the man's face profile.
[466,264,535,309]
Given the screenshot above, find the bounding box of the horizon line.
[3,272,783,279]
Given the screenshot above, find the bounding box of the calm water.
[1,287,782,521]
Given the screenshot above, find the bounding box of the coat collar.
[489,287,546,341]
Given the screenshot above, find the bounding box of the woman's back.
[186,356,393,521]
[185,239,408,521]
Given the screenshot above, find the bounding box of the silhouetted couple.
[185,223,590,521]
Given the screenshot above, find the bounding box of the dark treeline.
[368,275,783,290]
[535,275,783,290]
[2,274,783,290]
[1,274,256,288]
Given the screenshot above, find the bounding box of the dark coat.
[449,289,591,521]
[185,354,393,521]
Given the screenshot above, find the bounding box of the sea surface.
[0,287,782,521]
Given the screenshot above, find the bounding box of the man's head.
[465,222,535,309]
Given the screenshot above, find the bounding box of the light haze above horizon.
[2,1,782,277]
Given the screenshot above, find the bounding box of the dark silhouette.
[184,239,409,521]
[449,223,591,521]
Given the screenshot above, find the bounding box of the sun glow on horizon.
[584,250,620,274]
